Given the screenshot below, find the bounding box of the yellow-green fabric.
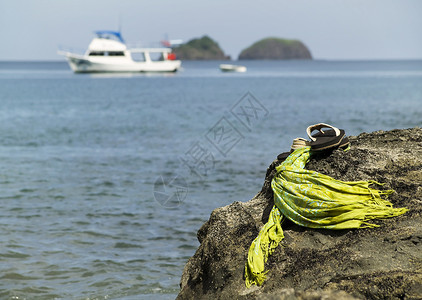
[245,146,407,287]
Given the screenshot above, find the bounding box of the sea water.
[0,60,421,299]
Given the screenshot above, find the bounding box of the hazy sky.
[1,0,421,60]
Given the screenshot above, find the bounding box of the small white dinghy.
[219,64,247,73]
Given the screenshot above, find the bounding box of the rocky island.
[238,37,312,60]
[177,128,422,299]
[173,36,230,60]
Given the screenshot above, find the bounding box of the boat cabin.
[85,31,128,56]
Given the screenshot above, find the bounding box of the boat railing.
[126,41,172,50]
[57,45,86,56]
[126,41,146,49]
[129,48,173,53]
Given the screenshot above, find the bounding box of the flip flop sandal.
[277,138,311,162]
[312,129,350,149]
[306,123,346,151]
[277,151,290,161]
[290,137,311,151]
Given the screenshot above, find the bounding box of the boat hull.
[66,54,181,73]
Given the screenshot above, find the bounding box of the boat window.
[150,52,165,61]
[108,51,125,56]
[89,51,105,56]
[131,52,146,62]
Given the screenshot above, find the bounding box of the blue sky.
[1,0,421,60]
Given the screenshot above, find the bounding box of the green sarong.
[245,146,407,287]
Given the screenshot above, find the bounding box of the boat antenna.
[117,14,122,33]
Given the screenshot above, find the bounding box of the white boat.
[219,64,247,73]
[58,31,181,73]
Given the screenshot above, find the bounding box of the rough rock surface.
[238,37,312,60]
[177,128,422,300]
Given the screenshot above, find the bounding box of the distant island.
[173,36,230,60]
[238,37,312,60]
[172,36,312,61]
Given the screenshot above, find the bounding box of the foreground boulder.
[177,128,422,299]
